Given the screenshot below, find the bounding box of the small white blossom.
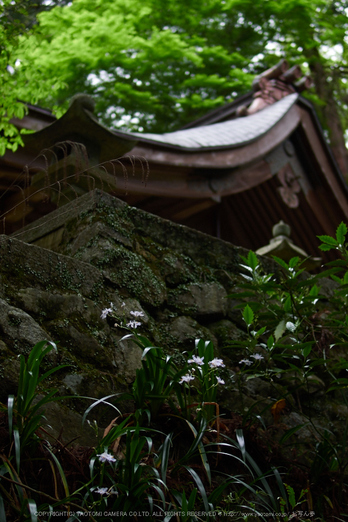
[188,355,204,366]
[94,487,109,495]
[130,310,144,317]
[97,451,116,463]
[121,302,126,307]
[286,321,296,332]
[126,320,142,328]
[92,486,117,496]
[208,358,225,368]
[239,359,253,366]
[179,374,195,384]
[250,353,264,360]
[100,305,113,319]
[216,377,225,385]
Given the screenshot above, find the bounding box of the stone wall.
[1,190,345,451]
[1,191,259,443]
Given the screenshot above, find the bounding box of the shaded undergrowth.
[1,227,348,521]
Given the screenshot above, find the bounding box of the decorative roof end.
[238,59,313,117]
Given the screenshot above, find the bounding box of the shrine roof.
[127,94,299,151]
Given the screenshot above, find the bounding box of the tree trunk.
[307,52,348,179]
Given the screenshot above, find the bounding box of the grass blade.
[160,433,172,484]
[197,440,211,485]
[82,394,121,425]
[272,467,288,509]
[28,499,38,522]
[245,452,277,510]
[184,466,210,512]
[46,445,70,499]
[236,428,246,462]
[7,395,14,438]
[279,423,309,444]
[13,429,21,473]
[0,494,6,522]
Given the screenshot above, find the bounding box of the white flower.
[286,321,296,332]
[100,305,113,319]
[188,355,204,366]
[126,320,142,328]
[92,486,118,496]
[250,353,264,360]
[208,358,225,368]
[94,487,109,495]
[239,359,253,366]
[121,302,126,307]
[216,377,225,385]
[97,451,116,463]
[179,374,195,384]
[130,310,144,317]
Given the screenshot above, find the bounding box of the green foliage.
[278,483,309,520]
[0,0,65,155]
[228,227,348,516]
[7,341,67,459]
[125,333,184,419]
[10,0,348,143]
[181,339,226,422]
[4,224,348,520]
[111,328,226,424]
[318,222,348,252]
[0,338,294,521]
[0,340,69,519]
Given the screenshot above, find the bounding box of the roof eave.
[124,104,302,168]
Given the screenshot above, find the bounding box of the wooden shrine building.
[1,59,348,262]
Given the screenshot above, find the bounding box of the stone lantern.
[256,220,322,271]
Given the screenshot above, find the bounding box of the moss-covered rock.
[1,190,346,458]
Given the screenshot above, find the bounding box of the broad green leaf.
[255,326,267,337]
[336,222,347,245]
[302,344,312,358]
[242,304,254,327]
[273,256,289,270]
[285,483,296,509]
[319,243,335,252]
[274,319,286,341]
[267,335,274,349]
[317,235,338,246]
[247,250,258,270]
[283,294,292,312]
[309,284,319,296]
[289,256,300,268]
[328,378,348,392]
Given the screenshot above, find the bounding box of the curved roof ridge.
[128,93,299,150]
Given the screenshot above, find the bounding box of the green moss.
[95,246,165,306]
